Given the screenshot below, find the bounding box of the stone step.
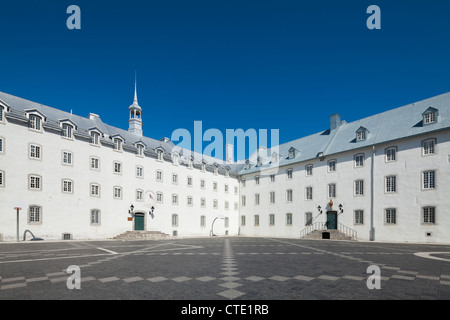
[113,231,170,241]
[302,229,354,241]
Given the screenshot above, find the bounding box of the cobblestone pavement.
[1,237,450,301]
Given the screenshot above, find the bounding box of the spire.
[133,71,138,104]
[128,72,143,137]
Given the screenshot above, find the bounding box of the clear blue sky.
[1,0,450,160]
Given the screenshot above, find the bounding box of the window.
[255,175,260,185]
[286,189,293,202]
[187,196,193,206]
[289,149,295,159]
[241,179,246,187]
[234,202,238,211]
[113,186,122,199]
[201,198,206,208]
[269,214,275,226]
[423,170,436,189]
[0,170,4,187]
[0,137,4,154]
[354,180,364,196]
[305,187,313,200]
[136,189,143,201]
[328,183,336,198]
[354,210,364,225]
[386,147,396,162]
[172,194,179,205]
[423,110,437,124]
[241,215,246,226]
[270,174,275,182]
[422,139,436,155]
[286,213,293,226]
[156,192,163,203]
[224,217,229,228]
[0,106,4,122]
[269,191,275,204]
[29,115,42,131]
[90,183,100,197]
[254,193,260,205]
[156,170,163,181]
[29,206,41,223]
[136,166,144,178]
[305,212,313,226]
[90,157,100,170]
[213,199,218,209]
[286,169,293,179]
[172,214,178,227]
[187,176,192,187]
[354,154,364,167]
[113,138,123,151]
[62,123,74,139]
[254,215,260,226]
[385,176,397,193]
[137,144,144,156]
[157,149,163,161]
[305,164,313,176]
[172,173,178,184]
[113,161,122,174]
[200,215,206,227]
[385,208,396,224]
[423,206,436,224]
[29,175,42,190]
[213,181,217,191]
[62,151,73,165]
[224,184,228,193]
[200,179,205,189]
[225,201,229,210]
[234,186,238,194]
[241,195,246,206]
[357,130,365,141]
[328,160,336,172]
[29,144,41,159]
[62,179,73,193]
[90,131,100,145]
[91,209,100,225]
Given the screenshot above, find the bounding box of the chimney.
[330,113,341,131]
[225,144,234,164]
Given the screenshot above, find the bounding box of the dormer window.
[172,153,179,165]
[214,164,219,175]
[271,152,279,164]
[0,104,6,123]
[288,147,298,159]
[245,159,250,170]
[423,107,438,125]
[157,149,164,161]
[29,114,41,130]
[62,123,74,139]
[91,131,100,145]
[201,160,206,172]
[188,157,194,169]
[113,137,123,151]
[356,126,369,142]
[257,157,262,167]
[136,143,145,156]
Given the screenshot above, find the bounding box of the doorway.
[326,211,337,230]
[134,213,145,231]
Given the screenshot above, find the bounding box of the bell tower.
[128,80,143,137]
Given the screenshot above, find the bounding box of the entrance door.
[134,214,145,231]
[326,211,337,230]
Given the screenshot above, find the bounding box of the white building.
[0,88,450,243]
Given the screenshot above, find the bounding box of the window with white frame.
[286,189,293,202]
[422,139,436,155]
[200,215,206,227]
[90,183,100,197]
[213,181,217,191]
[328,160,336,172]
[269,191,275,204]
[354,180,364,196]
[136,189,143,201]
[0,106,4,122]
[137,144,144,156]
[200,179,205,189]
[29,114,42,131]
[62,151,73,165]
[29,144,41,159]
[305,212,313,226]
[234,202,238,211]
[305,164,313,176]
[187,196,193,206]
[29,205,42,223]
[354,154,364,167]
[187,176,192,187]
[423,206,436,224]
[225,201,229,210]
[29,175,42,190]
[91,209,100,225]
[62,123,74,139]
[201,198,206,208]
[136,166,143,178]
[234,186,238,194]
[254,215,260,226]
[156,170,163,181]
[254,193,260,205]
[172,194,178,205]
[172,173,178,184]
[172,214,178,227]
[354,210,364,225]
[286,213,293,226]
[385,176,397,193]
[157,149,163,161]
[90,131,100,145]
[241,215,246,226]
[113,186,122,199]
[241,179,246,187]
[270,174,275,182]
[213,199,218,209]
[241,195,246,206]
[305,187,313,200]
[90,157,100,170]
[328,183,336,198]
[385,208,396,224]
[255,175,260,185]
[0,170,4,187]
[423,111,436,124]
[114,161,122,174]
[357,130,366,141]
[385,147,396,162]
[225,217,229,228]
[113,138,123,151]
[156,192,163,203]
[286,168,293,179]
[62,179,73,193]
[423,170,436,189]
[269,214,275,226]
[224,184,228,193]
[0,137,4,154]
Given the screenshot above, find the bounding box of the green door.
[326,211,337,230]
[135,214,145,231]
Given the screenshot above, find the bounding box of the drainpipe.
[370,145,375,241]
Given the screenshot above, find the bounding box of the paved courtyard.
[1,237,450,302]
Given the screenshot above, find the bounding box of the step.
[302,229,354,241]
[113,231,170,241]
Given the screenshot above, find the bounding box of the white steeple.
[128,77,143,137]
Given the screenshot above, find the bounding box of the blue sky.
[1,0,450,160]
